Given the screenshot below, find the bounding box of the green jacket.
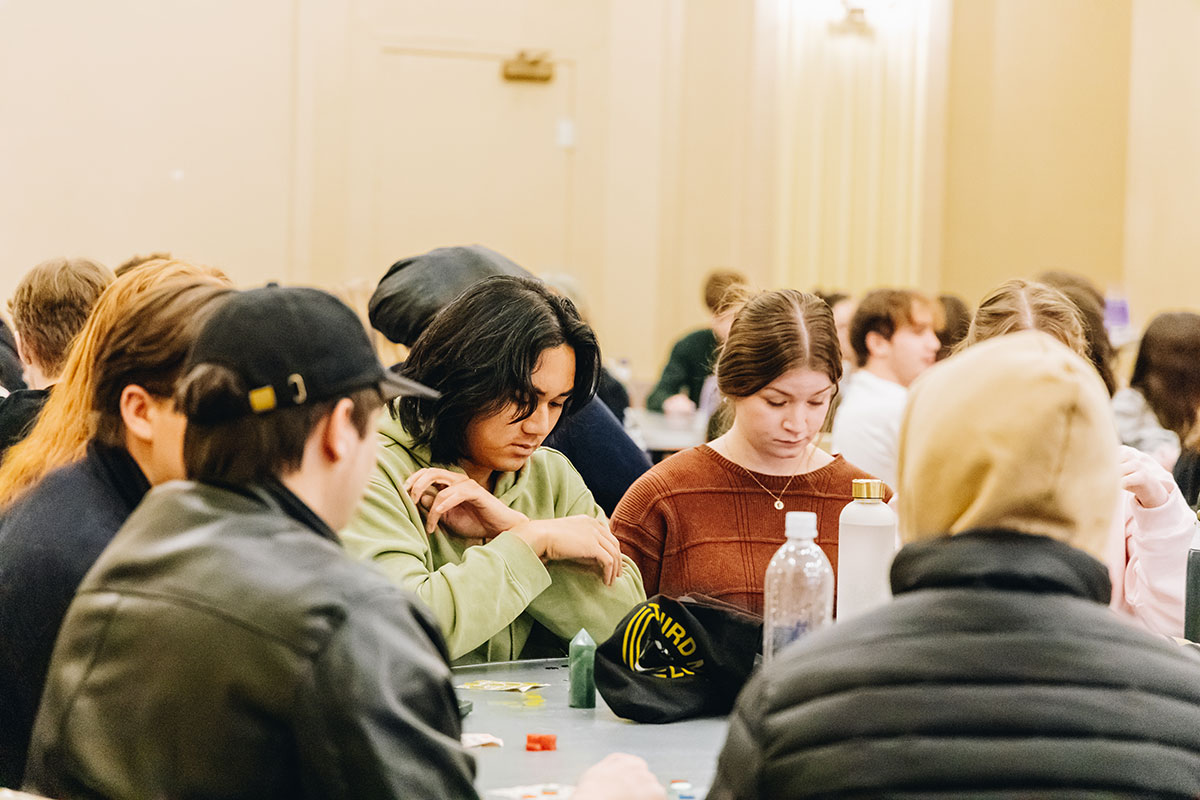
[646,327,718,411]
[340,416,646,664]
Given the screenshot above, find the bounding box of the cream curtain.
[768,0,949,293]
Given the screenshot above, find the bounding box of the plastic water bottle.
[836,478,898,621]
[763,511,833,665]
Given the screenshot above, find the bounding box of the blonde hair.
[0,259,230,508]
[959,279,1088,358]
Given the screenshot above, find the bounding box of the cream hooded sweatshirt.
[897,331,1119,560]
[896,330,1198,637]
[902,328,1190,633]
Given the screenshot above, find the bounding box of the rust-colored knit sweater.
[611,445,891,615]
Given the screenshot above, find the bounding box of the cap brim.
[379,370,440,402]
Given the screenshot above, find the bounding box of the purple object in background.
[1105,294,1131,330]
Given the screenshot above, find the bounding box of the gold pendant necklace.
[744,470,797,510]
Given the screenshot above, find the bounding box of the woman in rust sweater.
[611,288,890,614]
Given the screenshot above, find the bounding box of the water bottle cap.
[785,511,818,539]
[851,478,885,500]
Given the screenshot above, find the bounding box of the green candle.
[568,628,596,708]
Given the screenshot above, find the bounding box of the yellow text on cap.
[249,386,277,413]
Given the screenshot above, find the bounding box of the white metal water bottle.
[836,478,899,621]
[763,511,833,665]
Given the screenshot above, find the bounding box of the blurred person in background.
[831,288,942,486]
[540,271,631,423]
[1039,269,1119,396]
[645,269,746,415]
[1113,313,1197,471]
[935,293,970,360]
[114,250,172,276]
[0,257,113,458]
[1118,312,1200,508]
[333,276,408,368]
[960,279,1199,637]
[0,318,25,395]
[814,290,857,376]
[0,260,228,509]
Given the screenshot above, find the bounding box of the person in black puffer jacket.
[707,330,1200,799]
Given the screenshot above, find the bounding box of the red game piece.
[525,733,557,751]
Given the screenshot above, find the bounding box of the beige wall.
[0,0,297,297]
[0,0,707,380]
[1123,0,1200,330]
[3,0,1197,387]
[941,0,1134,308]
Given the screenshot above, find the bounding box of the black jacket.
[0,318,25,393]
[24,480,477,799]
[0,441,149,787]
[0,387,48,460]
[544,396,650,516]
[1173,447,1200,509]
[707,529,1200,799]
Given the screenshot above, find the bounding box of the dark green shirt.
[646,327,718,411]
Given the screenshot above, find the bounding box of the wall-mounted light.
[828,0,901,36]
[502,51,554,83]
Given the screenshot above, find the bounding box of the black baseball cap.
[185,285,437,423]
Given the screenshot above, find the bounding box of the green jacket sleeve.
[339,447,552,662]
[522,461,647,645]
[646,337,695,412]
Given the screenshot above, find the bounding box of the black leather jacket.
[24,480,478,799]
[708,530,1200,799]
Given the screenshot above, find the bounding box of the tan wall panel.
[0,0,297,298]
[941,0,1133,307]
[656,0,757,350]
[1123,0,1200,329]
[595,0,675,378]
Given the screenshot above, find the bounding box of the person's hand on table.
[573,754,666,800]
[510,516,624,586]
[405,467,528,537]
[1120,445,1174,509]
[661,393,697,417]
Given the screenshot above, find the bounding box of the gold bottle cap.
[852,478,884,500]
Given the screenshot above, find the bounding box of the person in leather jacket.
[22,286,475,799]
[23,285,665,800]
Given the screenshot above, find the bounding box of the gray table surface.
[453,658,728,796]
